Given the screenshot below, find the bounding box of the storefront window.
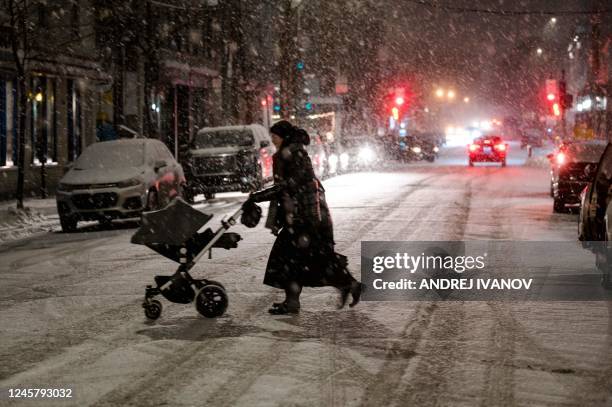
[0,79,16,168]
[31,76,57,165]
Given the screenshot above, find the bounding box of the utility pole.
[279,0,300,120]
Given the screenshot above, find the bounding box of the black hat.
[270,120,294,139]
[270,120,310,146]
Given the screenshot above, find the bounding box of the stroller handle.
[190,206,243,265]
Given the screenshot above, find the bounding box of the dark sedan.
[549,140,607,213]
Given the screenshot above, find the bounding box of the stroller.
[131,198,244,320]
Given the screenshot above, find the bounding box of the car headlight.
[359,146,375,162]
[117,178,142,188]
[57,182,75,192]
[411,146,422,154]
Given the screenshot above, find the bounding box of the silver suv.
[56,138,185,232]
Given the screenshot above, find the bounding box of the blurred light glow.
[463,97,470,103]
[395,96,404,105]
[556,152,566,165]
[537,48,543,55]
[359,146,375,163]
[340,153,349,170]
[447,90,456,99]
[435,88,444,98]
[480,121,492,131]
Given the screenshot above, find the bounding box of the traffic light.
[545,79,559,116]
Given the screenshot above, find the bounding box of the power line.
[405,0,611,16]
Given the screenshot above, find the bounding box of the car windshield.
[74,142,144,170]
[194,130,254,148]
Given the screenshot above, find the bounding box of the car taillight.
[469,144,479,152]
[259,148,271,177]
[494,144,506,151]
[556,152,566,165]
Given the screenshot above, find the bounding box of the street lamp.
[550,17,557,24]
[447,90,456,100]
[435,88,445,98]
[536,48,543,56]
[463,97,470,103]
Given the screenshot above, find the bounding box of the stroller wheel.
[195,284,228,318]
[201,279,226,291]
[144,299,163,320]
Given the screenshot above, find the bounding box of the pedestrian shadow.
[136,309,394,346]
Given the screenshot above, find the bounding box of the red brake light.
[556,152,566,165]
[495,144,506,151]
[469,144,479,152]
[484,139,491,144]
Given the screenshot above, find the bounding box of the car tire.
[602,271,612,290]
[60,215,78,233]
[553,197,566,213]
[501,158,507,167]
[468,159,474,167]
[146,189,159,211]
[204,192,216,200]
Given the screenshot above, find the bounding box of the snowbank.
[0,202,58,244]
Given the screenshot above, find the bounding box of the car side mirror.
[260,140,270,148]
[154,160,167,172]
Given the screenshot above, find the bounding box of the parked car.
[468,135,508,167]
[56,138,185,232]
[183,125,274,202]
[578,142,612,288]
[548,140,607,213]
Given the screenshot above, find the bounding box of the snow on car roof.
[197,124,267,134]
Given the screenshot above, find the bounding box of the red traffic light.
[547,93,556,101]
[395,96,405,106]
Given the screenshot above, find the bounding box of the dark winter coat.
[251,135,350,289]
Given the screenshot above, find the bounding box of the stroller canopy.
[131,198,213,246]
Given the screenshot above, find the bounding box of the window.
[67,79,82,161]
[0,79,16,167]
[71,4,80,39]
[31,76,57,165]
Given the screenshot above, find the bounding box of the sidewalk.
[0,198,59,244]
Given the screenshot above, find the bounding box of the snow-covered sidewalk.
[0,198,59,244]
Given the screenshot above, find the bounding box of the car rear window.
[566,143,607,163]
[194,129,254,148]
[74,142,144,169]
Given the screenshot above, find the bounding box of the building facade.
[0,0,109,200]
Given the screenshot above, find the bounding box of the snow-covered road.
[1,145,611,406]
